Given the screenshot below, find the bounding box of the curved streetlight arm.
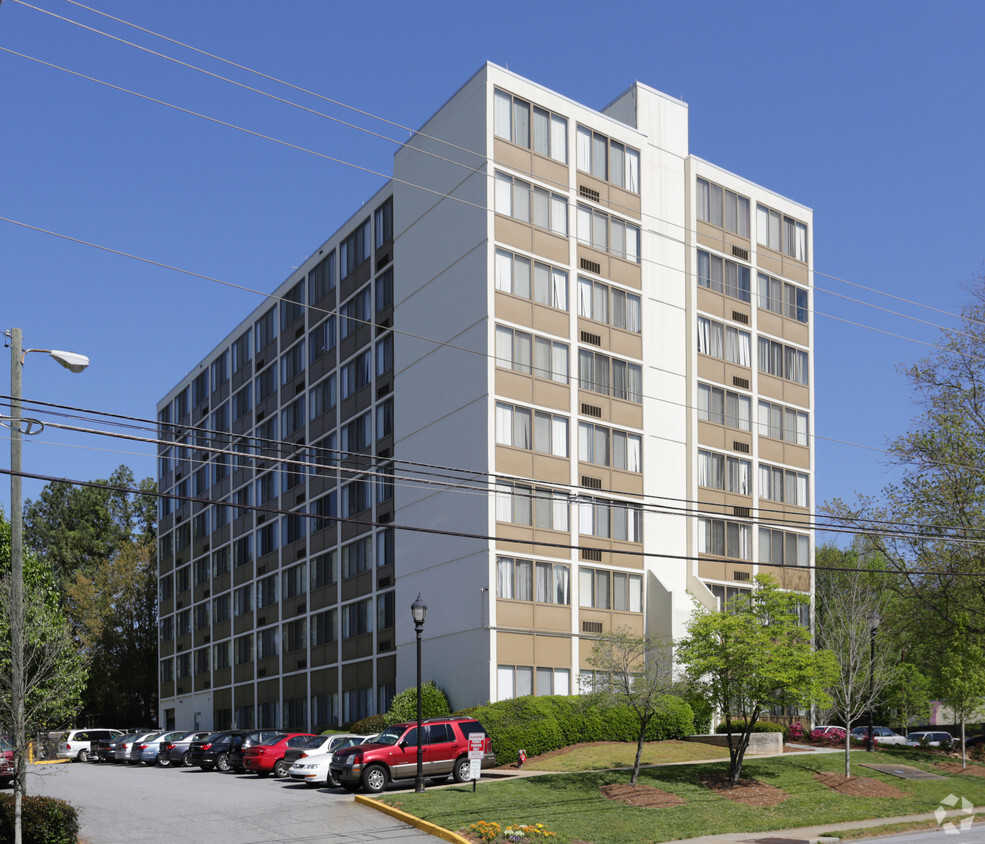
[22,348,90,373]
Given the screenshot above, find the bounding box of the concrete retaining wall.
[686,732,783,755]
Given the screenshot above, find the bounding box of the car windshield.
[372,726,406,746]
[0,737,12,752]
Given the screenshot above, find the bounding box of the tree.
[938,638,985,769]
[0,510,88,835]
[814,544,898,776]
[65,540,158,725]
[383,681,451,726]
[884,663,932,733]
[824,277,985,641]
[677,575,838,785]
[586,629,675,785]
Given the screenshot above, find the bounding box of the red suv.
[329,717,494,793]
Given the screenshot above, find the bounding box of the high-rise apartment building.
[156,63,813,731]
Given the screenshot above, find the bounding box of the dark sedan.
[187,730,236,772]
[159,730,213,767]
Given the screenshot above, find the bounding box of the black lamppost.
[411,594,428,793]
[866,609,880,752]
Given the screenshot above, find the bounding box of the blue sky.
[1,0,983,539]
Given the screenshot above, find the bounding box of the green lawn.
[519,740,729,771]
[377,748,985,844]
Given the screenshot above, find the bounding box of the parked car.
[137,730,187,765]
[850,726,908,746]
[906,731,954,747]
[187,730,236,772]
[227,729,282,773]
[329,717,495,794]
[965,734,985,751]
[93,734,127,763]
[0,737,13,787]
[55,729,123,762]
[280,734,366,780]
[287,735,369,787]
[116,731,162,764]
[242,733,316,778]
[158,730,213,767]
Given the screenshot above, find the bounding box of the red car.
[243,733,317,778]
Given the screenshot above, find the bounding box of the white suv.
[56,729,123,762]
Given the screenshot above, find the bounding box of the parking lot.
[26,760,435,843]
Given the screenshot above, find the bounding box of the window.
[708,583,752,612]
[576,205,640,262]
[340,349,372,399]
[340,286,371,339]
[498,665,534,699]
[257,522,278,556]
[376,462,394,504]
[696,316,751,367]
[194,647,209,675]
[233,535,252,568]
[282,562,306,600]
[577,277,641,332]
[281,396,305,435]
[231,329,251,375]
[281,341,305,384]
[496,482,569,531]
[212,547,230,577]
[213,641,231,670]
[311,692,338,727]
[698,518,752,559]
[212,593,230,623]
[235,634,252,665]
[580,567,643,611]
[377,592,395,630]
[576,126,640,192]
[193,557,209,586]
[697,450,752,495]
[310,551,337,589]
[759,464,809,508]
[281,279,305,330]
[376,398,393,439]
[374,197,393,246]
[578,422,641,472]
[578,497,643,542]
[375,333,393,377]
[282,619,305,654]
[282,511,306,545]
[696,178,750,237]
[341,537,372,578]
[340,218,371,279]
[231,385,252,422]
[257,627,279,660]
[493,89,568,163]
[697,250,751,303]
[697,383,752,431]
[757,400,809,446]
[308,250,335,302]
[309,374,336,420]
[495,326,569,384]
[176,653,191,680]
[160,616,173,641]
[758,274,809,323]
[758,337,809,385]
[234,584,253,616]
[340,477,371,517]
[192,371,209,407]
[375,268,393,313]
[494,172,568,235]
[210,351,228,391]
[310,493,337,532]
[376,528,394,568]
[309,317,336,365]
[759,528,810,567]
[578,350,642,403]
[255,472,276,505]
[173,388,188,420]
[757,204,808,261]
[255,307,277,353]
[495,249,568,311]
[495,403,568,457]
[340,412,371,454]
[496,557,570,604]
[311,608,337,645]
[342,598,372,637]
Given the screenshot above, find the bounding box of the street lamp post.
[866,609,880,753]
[411,594,427,794]
[6,328,88,844]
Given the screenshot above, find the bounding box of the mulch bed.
[701,774,788,806]
[600,782,686,808]
[934,762,985,777]
[813,772,905,798]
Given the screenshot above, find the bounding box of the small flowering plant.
[466,821,557,842]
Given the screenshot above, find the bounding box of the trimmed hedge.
[0,794,79,844]
[384,681,451,726]
[715,720,785,734]
[349,714,386,735]
[463,694,693,764]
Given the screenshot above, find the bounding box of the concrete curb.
[353,794,471,843]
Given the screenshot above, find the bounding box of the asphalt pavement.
[27,760,434,843]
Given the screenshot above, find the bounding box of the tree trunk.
[961,716,967,769]
[844,719,852,778]
[631,720,648,786]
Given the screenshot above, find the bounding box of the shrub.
[0,794,79,844]
[786,722,805,742]
[467,694,693,763]
[715,720,785,734]
[349,714,386,735]
[384,681,451,726]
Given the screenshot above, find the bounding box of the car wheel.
[157,754,170,768]
[76,749,88,763]
[362,764,387,794]
[216,753,231,773]
[182,751,193,767]
[273,760,290,778]
[452,756,471,784]
[327,771,341,788]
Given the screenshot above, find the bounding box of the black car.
[187,730,236,772]
[966,734,985,751]
[226,729,281,773]
[159,730,213,767]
